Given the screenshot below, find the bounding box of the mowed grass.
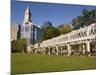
[11,53,96,75]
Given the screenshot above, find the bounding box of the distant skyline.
[11,1,96,27]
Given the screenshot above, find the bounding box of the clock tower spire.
[24,5,31,22]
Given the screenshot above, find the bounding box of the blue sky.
[11,1,96,27]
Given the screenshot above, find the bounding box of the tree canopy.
[11,38,27,53]
[42,21,52,29]
[72,9,96,29]
[42,21,60,40]
[58,24,73,34]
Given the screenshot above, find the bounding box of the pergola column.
[67,44,71,56]
[86,41,90,53]
[48,47,51,55]
[86,41,90,56]
[56,45,59,55]
[82,44,85,54]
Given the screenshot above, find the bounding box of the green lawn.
[11,53,96,75]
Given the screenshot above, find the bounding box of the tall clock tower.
[21,5,43,53]
[22,6,34,45]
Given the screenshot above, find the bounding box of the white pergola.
[33,23,96,56]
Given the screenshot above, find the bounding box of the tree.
[42,26,60,40]
[42,21,60,40]
[42,21,52,29]
[58,24,73,34]
[72,9,96,29]
[11,40,17,52]
[11,38,27,53]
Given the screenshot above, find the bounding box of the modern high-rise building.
[21,6,43,45]
[11,23,21,41]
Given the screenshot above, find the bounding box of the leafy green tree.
[72,9,96,29]
[43,26,60,40]
[58,24,73,34]
[42,21,60,40]
[11,40,17,52]
[11,38,27,53]
[82,9,96,26]
[42,21,52,29]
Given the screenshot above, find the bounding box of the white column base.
[67,44,71,56]
[56,46,59,55]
